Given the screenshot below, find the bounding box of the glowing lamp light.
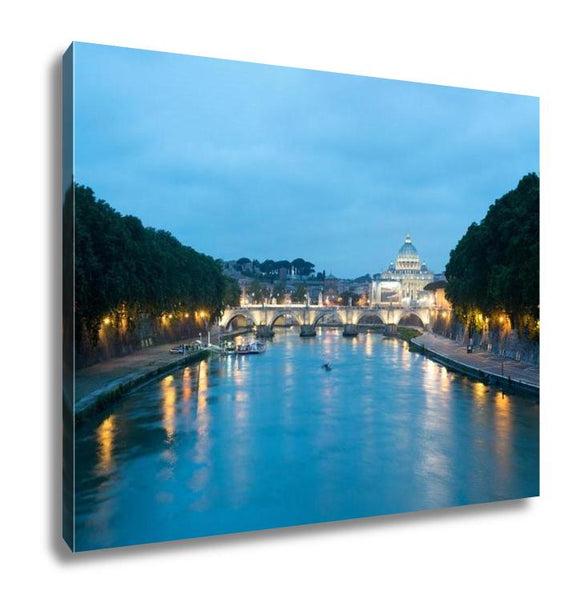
[103,317,112,326]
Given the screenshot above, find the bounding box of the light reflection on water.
[95,415,115,476]
[74,327,539,551]
[161,374,176,442]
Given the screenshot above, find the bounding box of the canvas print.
[62,43,539,552]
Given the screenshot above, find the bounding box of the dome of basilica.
[398,234,418,256]
[372,233,434,306]
[394,234,421,271]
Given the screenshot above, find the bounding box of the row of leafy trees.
[245,280,309,303]
[234,257,318,279]
[444,173,539,337]
[71,184,240,349]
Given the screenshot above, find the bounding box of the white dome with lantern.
[392,235,421,273]
[370,233,434,306]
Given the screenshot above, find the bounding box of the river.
[74,328,539,551]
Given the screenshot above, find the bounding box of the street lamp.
[498,314,506,397]
[198,310,211,346]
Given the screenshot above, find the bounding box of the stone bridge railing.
[219,304,449,335]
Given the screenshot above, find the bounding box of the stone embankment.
[410,332,539,395]
[74,341,209,421]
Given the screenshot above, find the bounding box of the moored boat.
[222,341,237,355]
[235,341,266,355]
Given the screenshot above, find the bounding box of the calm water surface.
[74,328,539,550]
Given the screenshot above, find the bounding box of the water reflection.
[188,360,212,511]
[161,374,176,441]
[493,391,513,474]
[194,361,210,457]
[95,415,115,476]
[197,361,208,414]
[364,332,373,356]
[182,366,192,412]
[473,381,487,402]
[439,367,450,393]
[75,329,539,551]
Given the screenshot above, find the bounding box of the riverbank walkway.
[411,332,539,392]
[74,342,209,419]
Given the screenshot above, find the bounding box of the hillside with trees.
[229,257,318,280]
[444,173,539,337]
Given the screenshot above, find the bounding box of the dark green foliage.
[291,283,308,303]
[271,282,286,303]
[259,259,276,275]
[223,276,242,307]
[339,290,361,305]
[247,279,269,303]
[74,184,236,347]
[291,258,315,277]
[445,173,539,332]
[254,258,316,280]
[397,327,423,343]
[275,260,291,272]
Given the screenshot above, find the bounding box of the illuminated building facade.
[370,234,434,307]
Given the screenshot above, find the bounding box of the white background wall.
[2,1,578,613]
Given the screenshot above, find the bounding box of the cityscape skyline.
[73,43,539,278]
[221,232,435,279]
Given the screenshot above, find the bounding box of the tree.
[291,258,315,277]
[247,279,268,303]
[236,257,251,272]
[259,259,276,278]
[291,283,308,303]
[74,183,232,349]
[272,282,286,304]
[339,290,361,306]
[445,173,539,334]
[223,276,241,307]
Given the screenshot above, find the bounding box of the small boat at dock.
[235,341,266,355]
[222,341,237,355]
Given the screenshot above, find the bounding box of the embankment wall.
[430,313,539,366]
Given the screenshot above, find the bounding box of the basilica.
[369,234,434,307]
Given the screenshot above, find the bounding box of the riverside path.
[411,332,539,393]
[74,342,208,419]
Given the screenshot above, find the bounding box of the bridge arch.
[396,312,425,329]
[355,312,386,327]
[223,312,257,330]
[268,311,304,328]
[311,309,347,327]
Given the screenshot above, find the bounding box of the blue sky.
[73,42,539,278]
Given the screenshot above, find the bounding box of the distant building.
[369,234,434,307]
[319,274,337,304]
[423,279,451,308]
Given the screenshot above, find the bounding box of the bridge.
[219,304,448,334]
